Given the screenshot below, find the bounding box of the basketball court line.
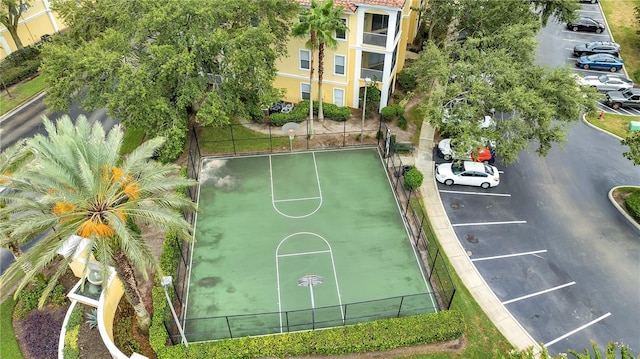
[275,232,345,332]
[269,152,323,218]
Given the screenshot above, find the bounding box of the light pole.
[360,78,372,144]
[160,276,188,346]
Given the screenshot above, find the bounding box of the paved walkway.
[409,121,542,353]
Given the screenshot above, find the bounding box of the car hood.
[438,139,452,154]
[577,56,590,63]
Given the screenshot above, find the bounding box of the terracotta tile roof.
[296,0,405,13]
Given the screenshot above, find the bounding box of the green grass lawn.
[0,297,24,359]
[0,75,47,116]
[601,0,640,82]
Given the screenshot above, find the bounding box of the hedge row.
[268,100,350,126]
[157,310,465,359]
[1,46,42,88]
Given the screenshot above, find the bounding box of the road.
[436,3,640,356]
[0,93,119,274]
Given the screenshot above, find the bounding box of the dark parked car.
[573,41,620,57]
[578,0,597,3]
[567,17,605,33]
[576,54,624,72]
[605,88,640,109]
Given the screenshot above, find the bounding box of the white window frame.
[301,83,311,100]
[333,88,345,107]
[299,49,310,70]
[334,55,346,76]
[335,18,347,40]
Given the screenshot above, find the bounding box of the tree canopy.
[42,0,299,162]
[410,0,597,164]
[0,0,30,49]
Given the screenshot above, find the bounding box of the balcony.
[361,68,383,82]
[363,32,387,47]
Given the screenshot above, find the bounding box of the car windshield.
[452,162,464,175]
[483,164,494,175]
[598,75,609,83]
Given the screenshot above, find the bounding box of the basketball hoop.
[281,122,300,152]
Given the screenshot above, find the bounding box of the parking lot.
[563,3,640,115]
[434,3,640,355]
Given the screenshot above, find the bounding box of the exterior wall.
[275,0,421,112]
[0,0,65,60]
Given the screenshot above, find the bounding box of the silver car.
[577,74,634,92]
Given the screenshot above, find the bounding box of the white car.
[435,161,500,188]
[577,74,634,92]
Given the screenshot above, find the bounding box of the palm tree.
[0,115,197,334]
[0,142,34,272]
[292,0,321,138]
[315,0,346,122]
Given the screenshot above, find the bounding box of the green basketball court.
[185,147,436,342]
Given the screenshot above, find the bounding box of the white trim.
[276,72,348,87]
[300,82,311,101]
[299,49,311,70]
[334,54,346,76]
[333,88,345,107]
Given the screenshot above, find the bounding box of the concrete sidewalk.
[409,121,541,353]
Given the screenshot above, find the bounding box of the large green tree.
[621,131,640,165]
[0,0,29,50]
[0,115,197,334]
[42,0,299,162]
[409,0,597,164]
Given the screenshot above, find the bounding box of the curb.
[0,90,47,124]
[607,186,640,234]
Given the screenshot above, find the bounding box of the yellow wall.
[0,0,66,60]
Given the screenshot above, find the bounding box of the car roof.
[462,161,487,172]
[586,41,619,47]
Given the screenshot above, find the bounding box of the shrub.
[1,59,41,87]
[397,115,408,130]
[22,310,64,359]
[404,167,424,190]
[63,305,83,359]
[625,190,640,219]
[15,273,66,318]
[114,316,141,356]
[159,310,465,358]
[1,46,41,68]
[156,125,187,164]
[397,69,417,91]
[322,103,351,121]
[381,106,396,122]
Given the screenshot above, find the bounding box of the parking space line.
[502,281,576,305]
[452,220,526,227]
[471,249,547,262]
[439,190,511,197]
[543,313,612,348]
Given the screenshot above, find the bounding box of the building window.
[300,50,310,70]
[371,14,388,32]
[334,89,345,107]
[301,83,311,100]
[335,18,347,40]
[334,55,345,75]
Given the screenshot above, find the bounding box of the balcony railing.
[361,68,383,82]
[363,32,387,47]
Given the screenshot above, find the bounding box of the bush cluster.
[1,46,42,88]
[625,190,640,219]
[115,315,141,356]
[268,100,351,126]
[156,125,187,164]
[380,104,404,122]
[15,272,66,318]
[22,310,64,358]
[404,167,424,190]
[397,69,417,91]
[156,310,464,358]
[397,115,408,130]
[62,305,84,359]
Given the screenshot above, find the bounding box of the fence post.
[227,316,233,338]
[229,124,237,155]
[343,120,346,147]
[269,125,273,153]
[397,296,404,318]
